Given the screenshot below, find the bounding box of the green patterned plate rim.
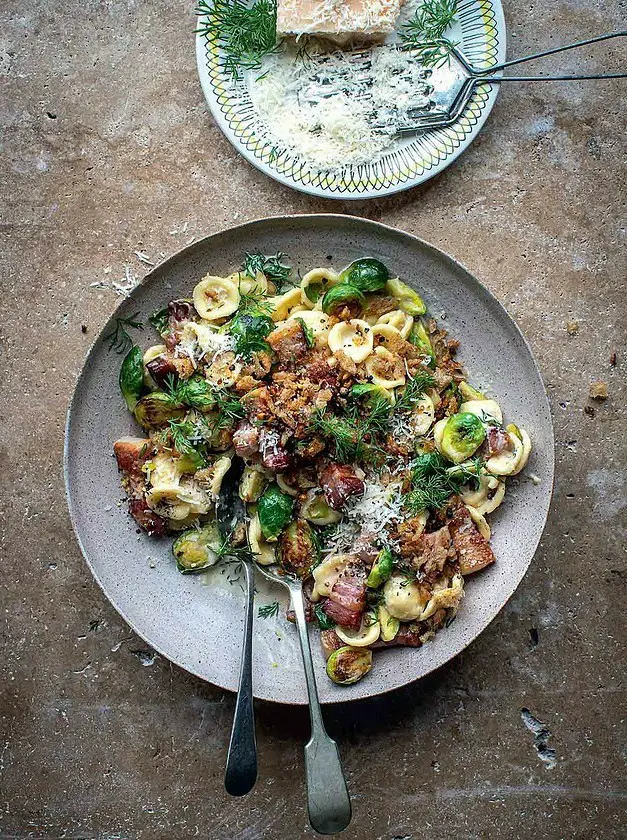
[195,0,506,199]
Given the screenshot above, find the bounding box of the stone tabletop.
[1,1,625,838]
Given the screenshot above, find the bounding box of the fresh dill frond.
[258,600,280,619]
[217,535,256,563]
[366,394,393,434]
[401,0,459,68]
[104,313,143,354]
[405,450,487,513]
[148,307,169,336]
[164,417,199,454]
[405,473,451,513]
[237,284,274,317]
[394,371,436,414]
[195,0,281,79]
[309,409,384,465]
[242,251,292,292]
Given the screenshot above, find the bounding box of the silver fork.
[255,561,352,835]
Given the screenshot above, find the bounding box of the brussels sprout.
[278,519,319,578]
[300,492,342,526]
[440,412,486,463]
[377,604,400,642]
[349,382,395,407]
[321,283,365,315]
[229,312,275,358]
[133,392,184,429]
[459,381,485,401]
[386,278,427,316]
[339,258,390,292]
[179,376,217,410]
[257,483,295,541]
[326,645,373,685]
[172,521,222,573]
[238,467,267,503]
[408,320,435,367]
[366,547,394,589]
[119,345,144,412]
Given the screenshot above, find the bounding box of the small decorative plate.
[65,215,554,705]
[195,1,506,199]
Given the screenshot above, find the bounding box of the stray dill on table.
[258,600,280,619]
[104,313,143,354]
[195,0,281,79]
[400,0,459,68]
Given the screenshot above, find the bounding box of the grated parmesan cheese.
[323,477,404,555]
[247,42,432,171]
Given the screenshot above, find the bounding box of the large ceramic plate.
[65,215,553,704]
[195,1,506,199]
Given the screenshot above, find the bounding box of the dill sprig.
[104,313,143,354]
[258,601,280,619]
[242,251,292,292]
[163,375,244,419]
[195,0,281,79]
[405,451,486,513]
[164,417,199,455]
[401,0,459,68]
[310,408,385,465]
[393,371,436,414]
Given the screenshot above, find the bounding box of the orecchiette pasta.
[288,309,330,341]
[311,554,351,601]
[248,513,276,566]
[408,394,435,435]
[383,575,429,621]
[300,267,340,309]
[378,309,414,339]
[267,287,303,321]
[460,399,503,426]
[328,319,374,363]
[193,275,240,321]
[364,346,406,389]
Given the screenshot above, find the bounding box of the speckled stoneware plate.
[195,1,506,199]
[65,214,554,704]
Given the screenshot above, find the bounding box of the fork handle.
[485,31,626,72]
[290,585,352,835]
[224,561,257,796]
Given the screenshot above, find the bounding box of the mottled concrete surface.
[1,0,626,838]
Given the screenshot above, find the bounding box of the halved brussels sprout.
[408,319,435,366]
[278,519,319,578]
[377,603,400,642]
[459,381,485,401]
[229,312,275,357]
[386,278,427,316]
[119,345,144,412]
[326,645,373,685]
[321,283,365,315]
[238,467,267,503]
[440,412,486,464]
[335,611,380,646]
[366,547,394,589]
[350,382,395,407]
[339,258,390,292]
[300,491,342,526]
[134,392,184,429]
[257,483,295,541]
[172,521,222,573]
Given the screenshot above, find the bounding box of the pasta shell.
[378,309,414,339]
[193,275,240,321]
[364,346,406,389]
[300,267,340,309]
[328,319,374,363]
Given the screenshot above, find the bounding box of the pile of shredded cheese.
[246,43,432,171]
[323,478,405,555]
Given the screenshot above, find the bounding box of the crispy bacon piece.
[165,300,196,351]
[446,502,496,575]
[233,419,260,458]
[128,498,167,537]
[266,319,309,363]
[323,565,367,629]
[146,353,194,386]
[486,426,511,457]
[410,526,452,577]
[258,427,292,471]
[320,463,365,510]
[306,353,340,391]
[114,438,167,536]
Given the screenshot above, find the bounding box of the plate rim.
[194,1,507,200]
[64,213,555,704]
